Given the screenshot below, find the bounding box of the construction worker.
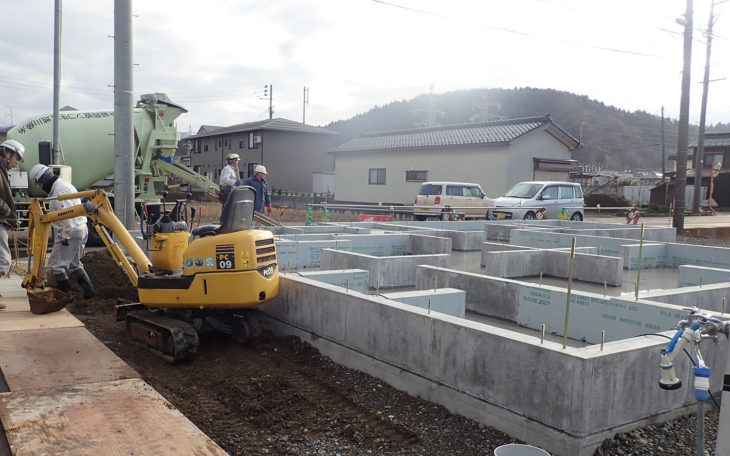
[28,164,97,299]
[244,164,272,215]
[0,140,23,309]
[219,153,241,203]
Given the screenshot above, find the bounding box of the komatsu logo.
[57,209,74,217]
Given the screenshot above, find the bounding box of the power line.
[371,0,672,58]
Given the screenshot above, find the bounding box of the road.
[586,211,730,230]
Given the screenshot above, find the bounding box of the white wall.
[506,128,573,189]
[333,129,574,204]
[333,146,511,204]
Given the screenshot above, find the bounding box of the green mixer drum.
[7,108,146,196]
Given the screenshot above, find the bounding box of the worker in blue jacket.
[243,165,272,215]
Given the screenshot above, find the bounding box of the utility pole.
[661,106,666,181]
[302,86,309,124]
[52,0,62,165]
[673,0,693,234]
[692,1,717,214]
[6,106,15,125]
[113,0,135,229]
[427,83,435,127]
[262,84,273,119]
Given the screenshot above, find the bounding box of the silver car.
[488,181,584,221]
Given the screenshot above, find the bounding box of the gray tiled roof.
[689,132,730,148]
[188,118,339,139]
[328,115,569,154]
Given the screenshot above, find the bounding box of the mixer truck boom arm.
[23,189,152,291]
[153,157,220,201]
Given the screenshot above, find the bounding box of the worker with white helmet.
[243,164,272,215]
[28,164,96,299]
[218,153,241,203]
[0,140,24,306]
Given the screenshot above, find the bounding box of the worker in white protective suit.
[218,153,241,203]
[28,164,97,299]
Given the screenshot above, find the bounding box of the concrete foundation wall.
[485,222,675,244]
[679,265,730,287]
[276,239,354,270]
[481,249,622,286]
[320,249,451,289]
[413,265,709,343]
[640,283,730,311]
[406,234,452,255]
[410,229,486,251]
[295,269,370,293]
[275,233,450,271]
[621,243,730,270]
[382,288,466,317]
[510,229,662,259]
[262,275,727,456]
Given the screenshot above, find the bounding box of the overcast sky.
[1,0,728,134]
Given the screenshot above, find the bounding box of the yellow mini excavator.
[23,186,279,363]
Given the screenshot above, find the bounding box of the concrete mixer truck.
[5,93,220,225]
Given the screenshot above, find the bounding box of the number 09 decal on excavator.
[215,244,236,270]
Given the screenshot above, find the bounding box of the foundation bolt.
[346,278,349,292]
[539,271,543,286]
[723,297,726,315]
[600,330,605,351]
[603,281,607,297]
[699,276,703,288]
[540,324,545,344]
[428,298,431,315]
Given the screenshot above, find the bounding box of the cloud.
[1,0,728,131]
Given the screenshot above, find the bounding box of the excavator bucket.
[27,288,74,314]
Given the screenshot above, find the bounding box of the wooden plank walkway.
[0,272,228,456]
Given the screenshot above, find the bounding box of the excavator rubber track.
[125,310,199,364]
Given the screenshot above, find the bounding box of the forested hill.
[325,87,730,171]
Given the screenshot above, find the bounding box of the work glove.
[234,179,241,186]
[266,205,272,215]
[1,206,12,217]
[61,238,69,246]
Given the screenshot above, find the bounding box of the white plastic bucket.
[494,443,551,456]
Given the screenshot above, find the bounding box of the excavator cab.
[192,186,256,237]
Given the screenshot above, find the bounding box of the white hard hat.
[29,164,50,184]
[226,153,240,162]
[0,139,25,160]
[254,164,267,174]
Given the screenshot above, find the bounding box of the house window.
[405,170,428,181]
[705,154,724,167]
[247,163,258,177]
[239,140,245,149]
[224,139,228,148]
[249,133,261,149]
[203,144,208,152]
[369,168,386,185]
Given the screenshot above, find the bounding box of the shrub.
[585,193,631,208]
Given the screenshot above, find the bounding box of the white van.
[488,181,584,221]
[414,182,492,221]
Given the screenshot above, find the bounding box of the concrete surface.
[0,271,228,456]
[262,273,726,456]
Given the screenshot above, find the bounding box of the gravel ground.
[64,228,726,456]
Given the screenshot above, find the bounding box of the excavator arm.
[23,189,153,291]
